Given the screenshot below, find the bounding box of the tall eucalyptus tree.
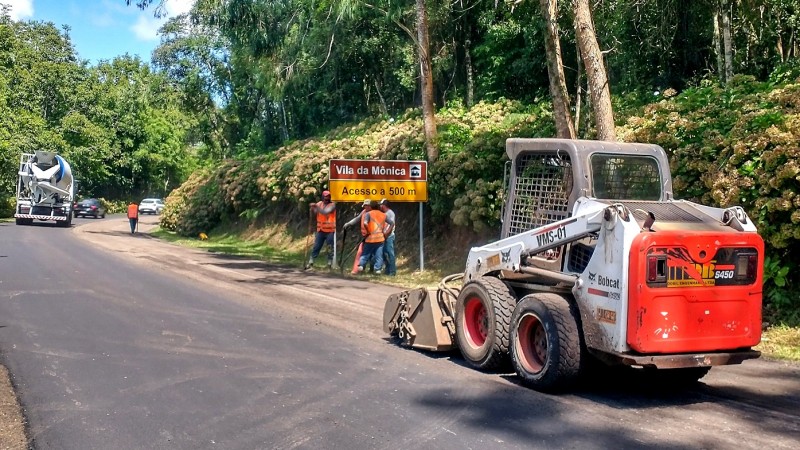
[573,0,615,140]
[538,0,575,138]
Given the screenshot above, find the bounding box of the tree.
[538,0,575,139]
[573,0,615,141]
[153,13,232,160]
[416,0,438,161]
[719,0,734,83]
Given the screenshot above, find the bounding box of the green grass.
[151,227,449,288]
[758,325,800,361]
[152,228,302,265]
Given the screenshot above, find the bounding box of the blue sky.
[4,0,195,65]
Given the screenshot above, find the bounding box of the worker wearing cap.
[379,199,396,276]
[308,190,336,268]
[343,199,372,231]
[343,199,393,274]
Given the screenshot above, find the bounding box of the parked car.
[138,198,165,215]
[74,198,106,219]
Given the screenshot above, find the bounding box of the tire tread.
[481,277,516,370]
[540,295,581,380]
[511,293,582,391]
[455,276,517,371]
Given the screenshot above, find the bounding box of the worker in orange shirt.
[307,190,336,268]
[345,199,392,274]
[127,201,139,234]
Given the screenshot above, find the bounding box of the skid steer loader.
[384,139,763,391]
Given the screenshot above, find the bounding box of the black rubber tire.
[454,277,517,371]
[15,218,32,225]
[510,293,582,392]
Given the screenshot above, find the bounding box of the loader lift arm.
[465,201,622,282]
[384,202,628,351]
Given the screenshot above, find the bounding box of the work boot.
[357,265,364,273]
[375,270,382,275]
[307,258,314,267]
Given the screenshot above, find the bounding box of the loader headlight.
[647,254,667,283]
[736,253,757,282]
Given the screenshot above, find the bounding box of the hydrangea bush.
[162,100,554,236]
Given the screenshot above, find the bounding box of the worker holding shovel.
[306,190,336,269]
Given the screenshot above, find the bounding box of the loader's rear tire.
[455,277,516,371]
[510,293,581,392]
[15,218,33,226]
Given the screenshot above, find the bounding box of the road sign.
[329,159,428,202]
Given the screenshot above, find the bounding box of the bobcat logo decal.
[588,271,597,282]
[500,249,512,263]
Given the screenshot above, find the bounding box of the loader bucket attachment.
[383,288,454,352]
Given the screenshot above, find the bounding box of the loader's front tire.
[455,277,516,371]
[510,293,581,392]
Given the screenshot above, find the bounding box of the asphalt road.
[0,215,798,449]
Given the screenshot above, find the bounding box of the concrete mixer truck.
[384,139,763,391]
[14,151,75,226]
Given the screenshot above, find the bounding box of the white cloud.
[4,0,34,20]
[89,11,115,28]
[131,15,161,42]
[165,0,194,16]
[130,0,195,42]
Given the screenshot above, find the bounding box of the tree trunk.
[416,0,438,162]
[465,39,474,108]
[714,11,725,81]
[573,0,615,141]
[280,99,289,142]
[539,0,575,139]
[574,39,584,137]
[721,0,734,83]
[374,80,388,116]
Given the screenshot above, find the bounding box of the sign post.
[329,159,428,271]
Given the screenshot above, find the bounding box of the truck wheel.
[455,277,516,371]
[510,293,581,391]
[15,218,32,225]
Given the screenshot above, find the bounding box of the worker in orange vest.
[127,202,139,234]
[308,190,336,268]
[347,199,393,274]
